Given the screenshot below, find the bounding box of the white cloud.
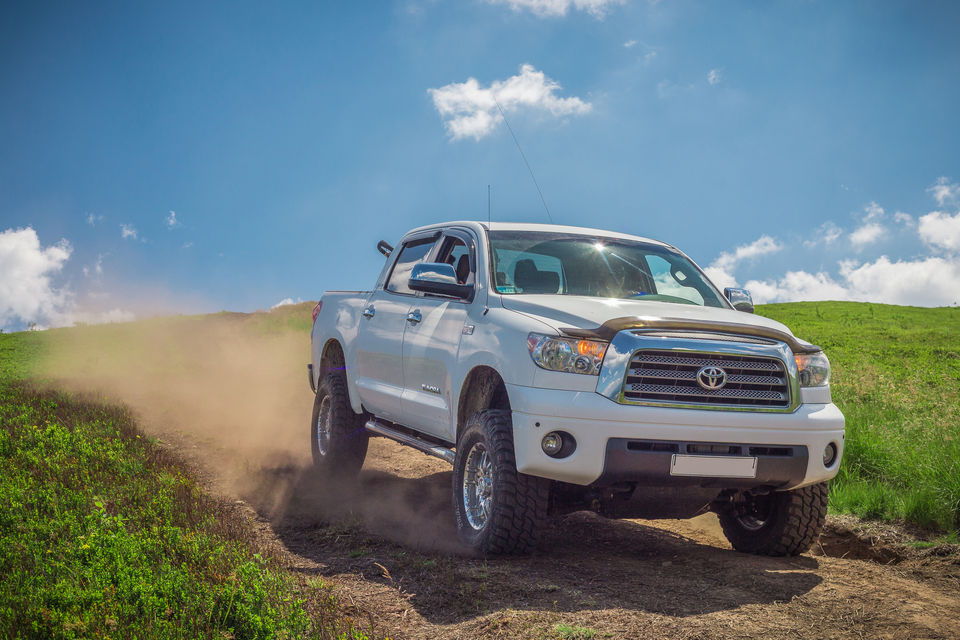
[744,270,850,305]
[85,213,104,226]
[707,68,723,85]
[428,64,592,141]
[918,210,960,252]
[928,177,959,207]
[704,235,782,289]
[166,210,180,229]
[484,0,624,18]
[120,224,138,240]
[182,241,194,249]
[862,200,884,221]
[709,181,960,307]
[894,211,914,226]
[271,297,302,309]
[644,50,658,65]
[624,39,638,48]
[849,222,885,248]
[849,201,887,248]
[745,256,960,307]
[0,227,72,329]
[82,254,104,279]
[803,221,843,248]
[0,228,135,330]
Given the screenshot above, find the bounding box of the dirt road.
[43,312,960,639]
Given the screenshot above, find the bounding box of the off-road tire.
[310,371,368,477]
[716,482,829,556]
[452,409,549,555]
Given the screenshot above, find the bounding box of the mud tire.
[716,482,828,556]
[452,409,549,555]
[310,371,368,477]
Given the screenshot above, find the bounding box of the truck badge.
[696,366,727,390]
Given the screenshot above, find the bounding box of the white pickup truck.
[309,222,844,556]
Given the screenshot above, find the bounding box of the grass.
[0,330,373,639]
[553,623,598,639]
[1,299,958,639]
[757,301,960,532]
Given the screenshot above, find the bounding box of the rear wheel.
[716,482,828,556]
[452,409,549,555]
[310,371,368,477]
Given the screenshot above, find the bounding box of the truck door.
[400,229,477,441]
[354,233,439,423]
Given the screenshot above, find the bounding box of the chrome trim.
[596,331,802,413]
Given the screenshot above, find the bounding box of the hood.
[499,294,800,341]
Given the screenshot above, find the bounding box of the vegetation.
[0,331,371,639]
[552,623,598,639]
[1,299,957,637]
[758,302,960,533]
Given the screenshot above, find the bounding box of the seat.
[514,259,560,294]
[455,254,471,284]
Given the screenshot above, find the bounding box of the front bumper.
[507,383,845,490]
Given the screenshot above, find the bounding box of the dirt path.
[42,315,960,639]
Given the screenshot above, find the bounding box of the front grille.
[623,350,791,409]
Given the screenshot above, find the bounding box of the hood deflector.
[558,316,822,355]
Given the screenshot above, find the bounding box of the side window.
[435,236,474,285]
[385,238,436,295]
[645,255,704,305]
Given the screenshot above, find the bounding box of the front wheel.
[716,482,829,556]
[310,371,368,477]
[452,409,549,555]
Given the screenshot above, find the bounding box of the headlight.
[795,351,831,387]
[527,333,608,376]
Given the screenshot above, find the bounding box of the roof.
[402,220,670,247]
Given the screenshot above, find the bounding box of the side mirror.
[377,240,393,257]
[409,262,474,300]
[724,287,754,313]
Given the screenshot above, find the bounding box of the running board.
[364,420,455,465]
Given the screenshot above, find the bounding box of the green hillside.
[2,299,958,540]
[758,302,960,534]
[0,309,371,640]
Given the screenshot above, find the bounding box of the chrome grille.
[623,350,791,409]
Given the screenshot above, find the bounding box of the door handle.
[406,310,422,325]
[362,306,375,318]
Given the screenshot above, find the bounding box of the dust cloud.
[40,308,460,552]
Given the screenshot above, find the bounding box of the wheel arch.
[319,338,346,378]
[456,365,511,443]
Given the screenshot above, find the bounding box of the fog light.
[823,442,838,467]
[541,432,563,456]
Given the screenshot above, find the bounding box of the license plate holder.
[670,454,758,478]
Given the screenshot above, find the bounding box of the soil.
[42,317,960,639]
[158,432,960,640]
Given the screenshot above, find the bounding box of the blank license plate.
[670,454,758,478]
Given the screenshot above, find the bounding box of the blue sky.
[2,0,959,330]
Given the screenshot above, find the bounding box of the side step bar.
[364,420,455,465]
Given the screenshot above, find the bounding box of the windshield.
[488,230,728,308]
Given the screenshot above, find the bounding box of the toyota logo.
[697,366,727,390]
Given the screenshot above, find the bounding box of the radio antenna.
[487,184,491,224]
[494,98,553,224]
